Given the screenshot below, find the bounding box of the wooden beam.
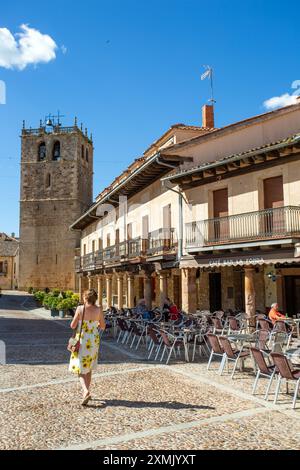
[215,165,227,174]
[191,174,203,181]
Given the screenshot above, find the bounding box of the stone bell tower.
[19,115,93,290]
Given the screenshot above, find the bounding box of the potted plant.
[51,297,60,317]
[34,291,46,306]
[57,298,71,318]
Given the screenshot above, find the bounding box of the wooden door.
[263,176,284,235]
[213,188,229,242]
[209,273,222,312]
[163,204,172,248]
[142,215,149,253]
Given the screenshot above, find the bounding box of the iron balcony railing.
[95,249,103,267]
[186,205,300,248]
[128,237,143,258]
[147,228,177,256]
[82,253,95,271]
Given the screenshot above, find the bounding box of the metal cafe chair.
[250,347,277,398]
[218,336,250,379]
[269,353,300,409]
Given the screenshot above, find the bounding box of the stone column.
[244,266,256,326]
[117,273,124,310]
[181,267,197,314]
[106,274,113,309]
[144,274,152,310]
[97,275,103,309]
[159,271,168,306]
[127,274,135,308]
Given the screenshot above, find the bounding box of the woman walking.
[69,289,106,405]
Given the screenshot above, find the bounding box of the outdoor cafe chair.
[213,310,225,320]
[250,347,277,398]
[269,353,300,409]
[227,316,243,335]
[147,328,163,360]
[130,321,147,350]
[116,318,130,343]
[218,336,250,379]
[212,317,226,335]
[191,332,210,361]
[258,318,273,332]
[159,330,185,365]
[206,333,225,371]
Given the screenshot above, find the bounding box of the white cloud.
[0,24,57,70]
[263,92,299,111]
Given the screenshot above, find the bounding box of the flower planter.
[59,310,66,318]
[51,309,59,317]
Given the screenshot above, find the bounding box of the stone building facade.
[72,101,300,321]
[19,120,93,291]
[0,233,19,290]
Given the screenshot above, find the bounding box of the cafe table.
[286,348,300,366]
[284,318,300,338]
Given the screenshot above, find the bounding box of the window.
[83,244,87,255]
[86,148,89,162]
[81,145,84,159]
[46,173,51,188]
[92,240,95,252]
[52,141,61,161]
[107,234,111,247]
[38,142,46,161]
[98,238,103,250]
[0,261,3,273]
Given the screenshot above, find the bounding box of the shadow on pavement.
[86,399,215,411]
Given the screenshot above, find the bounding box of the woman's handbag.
[67,305,85,353]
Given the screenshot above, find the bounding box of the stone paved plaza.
[0,292,299,450]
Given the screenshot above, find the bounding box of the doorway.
[213,188,229,242]
[209,272,222,312]
[263,176,284,235]
[285,276,300,316]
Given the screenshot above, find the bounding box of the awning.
[180,251,300,269]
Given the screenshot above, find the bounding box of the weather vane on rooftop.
[44,111,65,127]
[201,65,216,105]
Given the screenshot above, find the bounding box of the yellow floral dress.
[69,320,100,375]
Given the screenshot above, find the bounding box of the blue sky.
[0,0,299,235]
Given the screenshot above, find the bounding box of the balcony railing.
[147,228,177,256]
[82,253,95,271]
[128,237,142,258]
[186,205,300,248]
[75,256,81,272]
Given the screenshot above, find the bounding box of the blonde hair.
[84,289,98,305]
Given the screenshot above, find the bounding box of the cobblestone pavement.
[0,291,299,450]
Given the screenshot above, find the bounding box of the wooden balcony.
[186,205,300,249]
[147,228,177,257]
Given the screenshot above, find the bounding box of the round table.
[286,348,300,366]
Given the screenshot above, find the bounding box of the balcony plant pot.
[51,309,59,317]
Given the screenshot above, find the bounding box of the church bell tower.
[19,115,93,290]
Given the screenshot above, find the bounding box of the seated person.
[169,301,180,321]
[268,303,286,325]
[136,299,151,320]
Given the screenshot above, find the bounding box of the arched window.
[38,142,46,161]
[86,148,89,162]
[46,173,51,188]
[81,145,84,159]
[52,141,61,161]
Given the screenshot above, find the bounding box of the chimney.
[202,104,215,128]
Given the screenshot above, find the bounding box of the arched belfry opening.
[52,141,61,161]
[38,142,46,161]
